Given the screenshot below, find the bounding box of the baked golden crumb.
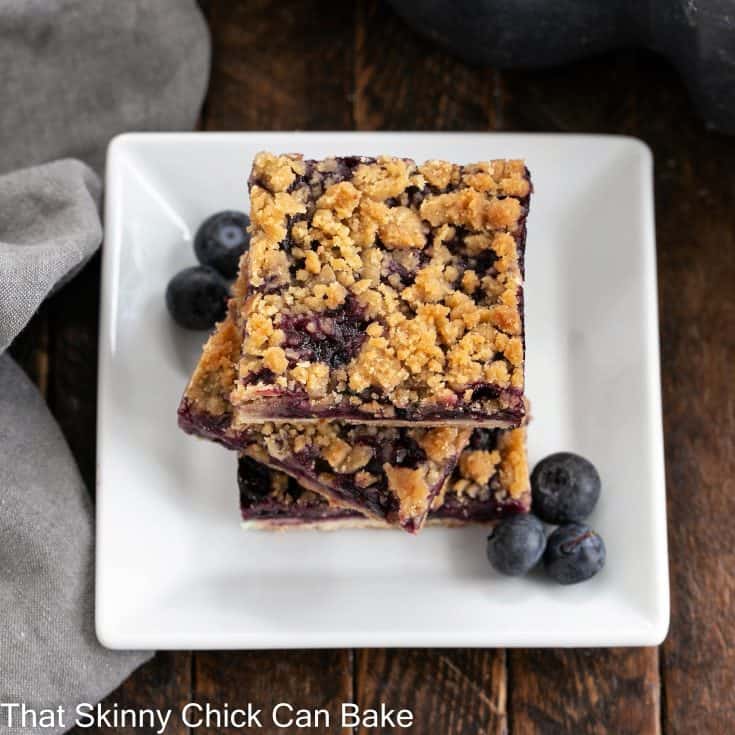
[227,153,531,426]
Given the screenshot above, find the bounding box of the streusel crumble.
[178,313,470,532]
[228,153,531,426]
[238,427,530,529]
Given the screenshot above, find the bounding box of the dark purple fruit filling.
[470,383,501,402]
[282,432,432,521]
[278,213,308,257]
[238,456,274,502]
[471,248,499,276]
[281,156,373,198]
[257,274,289,294]
[363,434,427,475]
[285,475,304,501]
[295,431,428,493]
[277,454,400,521]
[324,156,366,182]
[435,493,527,522]
[384,184,426,209]
[279,296,368,368]
[242,368,276,386]
[468,428,501,452]
[381,249,431,287]
[177,400,244,451]
[230,394,525,425]
[383,257,415,285]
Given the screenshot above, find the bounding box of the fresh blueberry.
[486,514,546,576]
[531,452,601,524]
[544,523,606,584]
[166,266,229,330]
[194,210,250,279]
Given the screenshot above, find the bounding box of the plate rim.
[97,131,669,649]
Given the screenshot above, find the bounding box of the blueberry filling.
[383,184,426,209]
[328,156,365,182]
[177,399,236,447]
[470,383,501,402]
[469,428,501,452]
[242,368,276,386]
[285,453,399,520]
[472,248,499,276]
[381,249,430,287]
[306,432,426,490]
[232,391,526,423]
[257,274,287,294]
[279,296,368,368]
[381,434,427,470]
[289,255,306,278]
[238,456,274,501]
[286,430,429,521]
[287,156,371,197]
[384,258,414,285]
[285,476,303,501]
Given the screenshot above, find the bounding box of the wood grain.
[498,52,663,735]
[355,0,494,131]
[23,2,735,730]
[202,0,354,131]
[194,651,353,734]
[37,218,195,735]
[355,649,507,735]
[508,648,660,734]
[66,654,192,735]
[351,7,509,734]
[191,6,358,730]
[630,54,735,735]
[498,53,640,135]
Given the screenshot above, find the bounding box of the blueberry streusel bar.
[226,152,531,426]
[240,421,470,532]
[178,314,469,532]
[238,427,530,529]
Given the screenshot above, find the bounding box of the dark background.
[10,1,734,733]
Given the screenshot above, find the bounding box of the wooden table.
[10,2,735,732]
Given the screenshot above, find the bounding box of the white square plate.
[98,132,668,648]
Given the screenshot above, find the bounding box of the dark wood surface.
[9,1,735,733]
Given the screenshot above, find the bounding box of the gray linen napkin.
[0,1,210,732]
[0,160,102,353]
[0,354,146,731]
[0,0,210,176]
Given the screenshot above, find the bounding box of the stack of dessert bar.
[178,152,532,532]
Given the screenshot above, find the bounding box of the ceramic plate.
[98,132,668,648]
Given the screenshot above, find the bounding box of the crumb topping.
[229,152,530,423]
[239,427,530,522]
[384,466,430,520]
[418,426,468,464]
[496,427,529,499]
[446,427,529,502]
[182,316,240,414]
[237,418,470,525]
[459,449,502,487]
